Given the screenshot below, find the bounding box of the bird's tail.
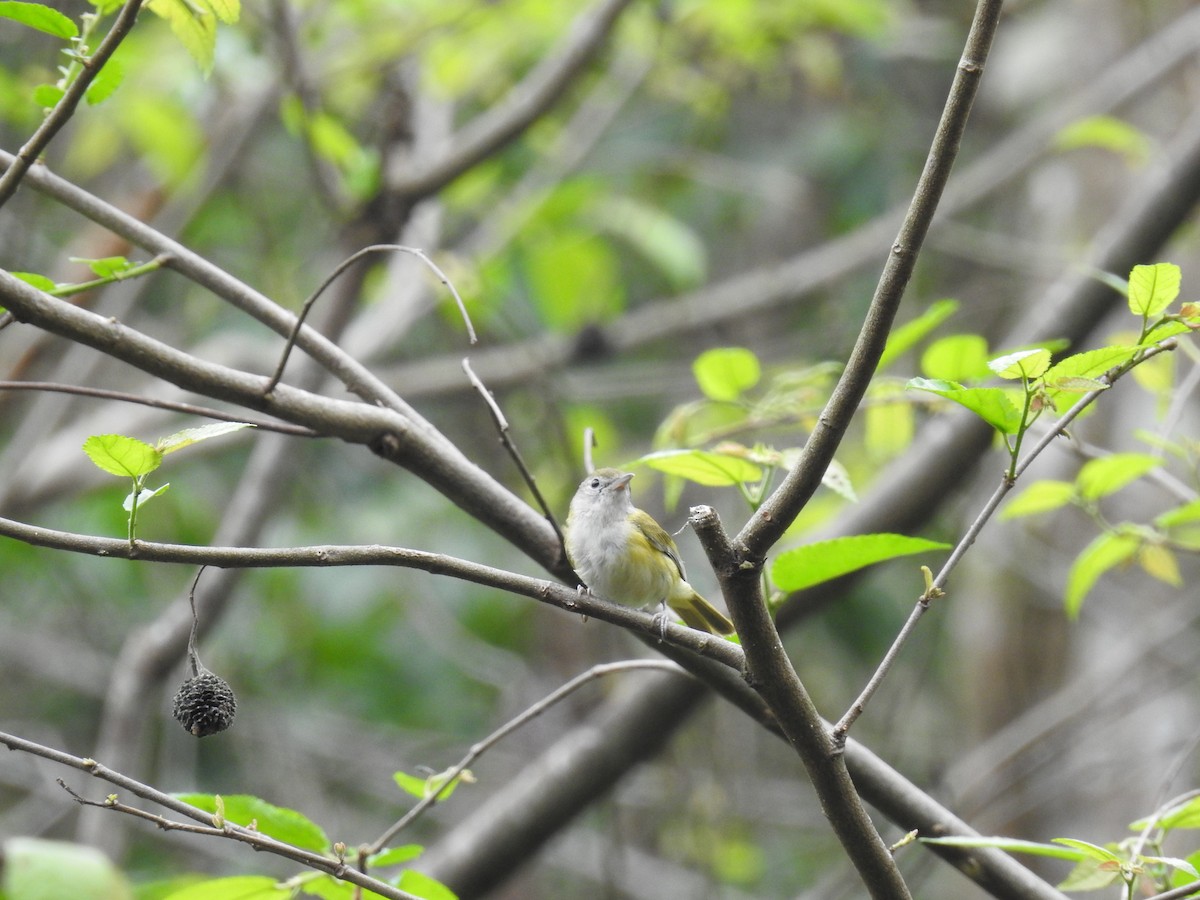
[670,585,735,635]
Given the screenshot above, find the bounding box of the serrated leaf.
[999,480,1076,520]
[639,449,762,486]
[146,0,217,74]
[1139,542,1181,586]
[1075,452,1161,501]
[919,334,991,382]
[1142,320,1193,343]
[692,347,761,401]
[1065,531,1140,618]
[370,844,425,867]
[83,434,163,478]
[771,533,950,592]
[1043,345,1141,383]
[396,869,457,900]
[122,483,169,512]
[162,875,280,899]
[1047,376,1108,393]
[988,348,1051,380]
[157,421,255,454]
[1128,262,1181,317]
[907,378,1024,434]
[0,1,78,38]
[919,835,1087,861]
[877,298,959,371]
[174,794,329,852]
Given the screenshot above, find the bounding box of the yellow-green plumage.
[565,468,734,635]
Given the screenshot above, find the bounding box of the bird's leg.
[651,601,671,642]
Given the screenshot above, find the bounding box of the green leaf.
[877,298,958,371]
[1056,857,1120,891]
[162,876,281,900]
[122,483,169,512]
[2,837,132,900]
[988,348,1051,380]
[692,347,761,401]
[592,195,707,290]
[1139,542,1181,587]
[1051,838,1121,862]
[1155,499,1200,529]
[393,770,463,802]
[0,2,78,38]
[157,421,255,454]
[70,256,132,278]
[919,334,991,382]
[395,870,458,900]
[146,0,217,74]
[1043,345,1141,384]
[86,57,124,105]
[638,449,763,486]
[174,794,329,852]
[32,83,65,108]
[83,434,163,478]
[1132,795,1200,831]
[369,845,425,867]
[11,271,57,292]
[1128,262,1181,317]
[1075,452,1161,501]
[771,533,951,592]
[919,835,1088,861]
[1065,531,1140,618]
[906,378,1024,434]
[293,875,355,900]
[1055,115,1151,165]
[523,230,623,330]
[999,480,1075,520]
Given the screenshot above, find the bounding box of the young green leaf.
[906,379,1024,434]
[1043,345,1140,385]
[1054,114,1151,164]
[1056,857,1120,892]
[639,449,762,486]
[1132,795,1200,831]
[157,421,255,454]
[1051,838,1121,862]
[919,835,1088,861]
[1065,531,1140,618]
[123,483,169,512]
[1155,499,1200,528]
[999,480,1075,520]
[987,348,1051,380]
[393,769,466,802]
[85,57,124,105]
[1128,262,1180,317]
[692,347,761,401]
[160,875,281,899]
[11,271,57,293]
[32,83,65,108]
[0,1,78,38]
[70,256,133,278]
[919,334,991,382]
[83,434,163,478]
[174,794,329,852]
[1,837,132,900]
[771,533,951,592]
[396,869,458,900]
[877,298,959,371]
[1138,542,1181,586]
[1075,452,1161,502]
[370,845,425,867]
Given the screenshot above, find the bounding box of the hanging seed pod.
[172,667,237,737]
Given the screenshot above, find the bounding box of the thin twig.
[0,381,318,437]
[832,341,1179,740]
[0,733,420,900]
[184,567,207,677]
[365,660,685,855]
[0,0,146,208]
[461,358,565,551]
[266,244,475,394]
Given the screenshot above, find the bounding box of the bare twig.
[0,0,146,208]
[461,358,566,551]
[266,244,475,394]
[0,732,421,900]
[366,660,685,854]
[0,381,318,437]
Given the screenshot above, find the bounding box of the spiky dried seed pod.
[172,671,236,737]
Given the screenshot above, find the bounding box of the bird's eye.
[589,478,601,489]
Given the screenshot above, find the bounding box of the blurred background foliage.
[1,0,1199,897]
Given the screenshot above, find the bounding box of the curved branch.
[387,0,636,201]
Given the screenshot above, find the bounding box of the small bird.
[566,468,735,635]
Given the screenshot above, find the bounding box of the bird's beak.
[613,473,634,491]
